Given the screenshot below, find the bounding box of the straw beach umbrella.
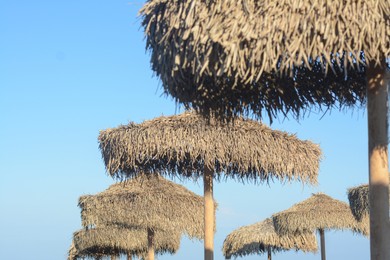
[348,183,390,224]
[222,218,318,260]
[79,174,210,260]
[68,226,180,260]
[272,193,369,260]
[98,111,322,260]
[348,184,371,223]
[140,1,389,258]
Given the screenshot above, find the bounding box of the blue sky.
[1,1,373,259]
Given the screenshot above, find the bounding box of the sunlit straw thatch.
[222,218,317,259]
[272,193,369,260]
[140,0,389,119]
[68,226,180,260]
[348,184,370,222]
[79,174,212,239]
[272,193,369,236]
[99,111,320,260]
[99,111,321,184]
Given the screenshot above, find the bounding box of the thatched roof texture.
[140,0,389,119]
[68,226,180,260]
[222,218,317,259]
[272,193,369,236]
[79,174,211,239]
[99,111,321,184]
[348,184,370,222]
[348,183,390,223]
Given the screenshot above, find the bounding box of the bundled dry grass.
[98,111,321,184]
[348,184,370,222]
[222,218,317,259]
[272,193,369,236]
[79,174,214,239]
[140,0,389,119]
[68,226,180,260]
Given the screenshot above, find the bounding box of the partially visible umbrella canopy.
[68,226,180,260]
[348,183,390,223]
[79,174,212,240]
[272,193,368,260]
[348,184,370,222]
[139,0,388,119]
[272,193,368,235]
[99,111,321,183]
[222,218,317,259]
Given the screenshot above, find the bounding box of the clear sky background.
[0,1,376,259]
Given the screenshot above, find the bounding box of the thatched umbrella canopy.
[68,226,180,260]
[348,184,370,223]
[140,0,388,119]
[222,218,318,260]
[99,111,321,260]
[140,1,389,258]
[79,174,212,260]
[79,174,208,239]
[348,183,390,224]
[272,193,369,260]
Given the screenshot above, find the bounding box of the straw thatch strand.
[348,184,370,222]
[140,0,389,119]
[98,112,321,184]
[68,226,180,260]
[222,218,317,259]
[272,193,369,236]
[79,174,213,239]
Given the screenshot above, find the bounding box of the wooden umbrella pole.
[267,247,272,260]
[127,253,132,260]
[367,62,390,260]
[147,228,155,260]
[204,165,214,260]
[319,229,326,260]
[111,255,118,260]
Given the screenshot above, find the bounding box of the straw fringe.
[272,193,369,236]
[79,174,214,239]
[347,182,390,223]
[68,226,180,260]
[98,112,321,184]
[347,184,370,222]
[222,218,317,258]
[140,0,389,119]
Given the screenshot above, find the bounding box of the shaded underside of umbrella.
[140,0,388,119]
[272,193,369,236]
[79,174,212,239]
[99,111,321,184]
[222,218,318,259]
[347,184,370,222]
[348,183,390,224]
[68,226,180,260]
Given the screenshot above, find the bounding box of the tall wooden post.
[204,166,214,260]
[147,228,155,260]
[367,62,390,260]
[127,253,132,260]
[267,248,272,260]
